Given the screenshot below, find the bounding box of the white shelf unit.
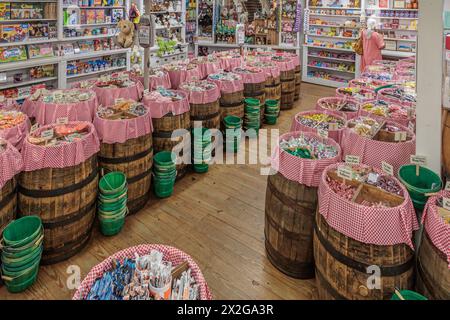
[0,0,131,99]
[302,1,362,87]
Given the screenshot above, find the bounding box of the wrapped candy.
[280,135,338,160]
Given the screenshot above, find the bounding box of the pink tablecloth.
[316,97,360,120]
[245,61,280,80]
[336,87,376,103]
[422,191,450,268]
[0,139,23,189]
[0,115,30,150]
[93,82,144,107]
[179,82,221,105]
[271,131,342,187]
[21,90,98,125]
[165,66,201,89]
[232,67,266,84]
[318,163,419,248]
[72,244,212,300]
[207,74,244,94]
[277,52,301,67]
[271,57,296,72]
[130,72,172,90]
[21,121,100,171]
[291,110,347,146]
[94,108,153,144]
[142,91,190,118]
[218,56,243,71]
[349,78,388,90]
[194,61,222,80]
[341,123,416,176]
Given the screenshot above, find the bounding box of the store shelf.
[384,38,417,42]
[62,48,130,61]
[308,54,355,63]
[309,24,360,29]
[63,23,117,28]
[0,0,57,2]
[304,76,349,88]
[378,28,417,32]
[62,5,125,9]
[66,66,127,79]
[381,50,415,58]
[0,38,59,48]
[366,7,418,11]
[0,57,59,72]
[308,13,361,18]
[61,34,116,41]
[0,18,57,23]
[304,45,354,52]
[308,6,361,10]
[307,64,355,74]
[0,76,57,90]
[307,34,357,40]
[373,16,418,20]
[155,25,184,30]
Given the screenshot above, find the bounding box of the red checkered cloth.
[245,61,281,80]
[271,56,296,72]
[217,56,243,72]
[316,97,360,120]
[179,81,221,105]
[164,65,201,90]
[271,131,342,187]
[142,90,190,118]
[290,110,346,146]
[277,52,301,67]
[0,113,30,150]
[318,163,419,248]
[21,121,100,171]
[207,73,244,95]
[0,139,23,189]
[72,244,213,300]
[349,78,389,90]
[93,81,144,107]
[422,191,450,268]
[341,123,416,177]
[232,67,266,84]
[127,71,172,91]
[192,60,222,80]
[93,106,153,144]
[377,88,416,108]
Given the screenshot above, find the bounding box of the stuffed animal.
[117,19,135,48]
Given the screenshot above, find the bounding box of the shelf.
[66,66,127,79]
[155,25,184,30]
[149,10,182,14]
[307,34,357,40]
[0,19,57,24]
[0,38,59,48]
[373,16,418,20]
[308,6,361,10]
[384,38,417,42]
[381,50,415,58]
[62,5,125,9]
[0,76,57,90]
[0,56,59,72]
[63,22,117,28]
[378,28,417,32]
[308,54,355,63]
[366,7,418,11]
[196,42,300,50]
[309,24,360,29]
[308,13,361,18]
[304,44,354,52]
[61,34,116,41]
[307,64,355,74]
[304,76,349,88]
[62,48,130,61]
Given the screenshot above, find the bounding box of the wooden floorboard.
[0,83,336,300]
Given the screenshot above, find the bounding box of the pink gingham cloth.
[359,102,415,128]
[232,67,266,84]
[253,52,274,62]
[179,81,221,105]
[336,87,376,103]
[164,65,201,89]
[377,88,416,108]
[0,113,30,150]
[93,108,153,144]
[349,78,388,90]
[72,244,212,300]
[142,90,190,118]
[21,121,100,171]
[21,90,98,125]
[191,60,222,80]
[277,52,301,67]
[93,81,144,107]
[128,71,172,90]
[271,56,296,72]
[316,97,360,120]
[218,56,243,71]
[341,123,416,176]
[422,191,450,268]
[271,131,342,187]
[291,110,346,146]
[318,163,419,248]
[245,61,280,80]
[0,139,23,189]
[207,73,244,94]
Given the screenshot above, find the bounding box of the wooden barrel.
[265,172,317,279]
[280,69,295,110]
[314,211,415,299]
[442,109,450,177]
[0,178,16,233]
[190,100,220,130]
[99,133,153,215]
[18,156,98,265]
[219,90,244,120]
[265,75,281,101]
[294,70,301,101]
[416,231,450,300]
[152,112,191,180]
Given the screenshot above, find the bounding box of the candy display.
[377,87,417,107]
[349,78,388,90]
[280,134,338,160]
[361,100,415,124]
[94,73,135,89]
[295,112,346,131]
[28,88,93,103]
[179,80,216,92]
[97,99,147,120]
[0,110,26,130]
[347,116,381,138]
[316,97,359,119]
[27,122,90,146]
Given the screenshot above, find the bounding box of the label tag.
[317,129,328,139]
[381,161,394,176]
[407,108,414,118]
[445,181,450,191]
[40,129,54,140]
[328,122,339,131]
[443,197,450,211]
[408,121,415,132]
[30,123,39,133]
[337,166,353,180]
[410,155,427,166]
[56,117,68,124]
[394,131,407,142]
[345,155,360,165]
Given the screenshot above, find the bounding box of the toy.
[116,19,134,48]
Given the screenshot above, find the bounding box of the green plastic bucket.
[154,179,175,198]
[2,260,39,293]
[2,236,43,259]
[265,114,277,125]
[245,98,260,107]
[265,99,279,108]
[391,290,428,300]
[193,163,209,173]
[224,115,242,128]
[154,151,176,167]
[1,245,42,269]
[2,216,42,248]
[99,172,127,196]
[100,217,125,236]
[98,197,128,213]
[398,165,442,210]
[154,169,177,180]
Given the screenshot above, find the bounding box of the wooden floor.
[0,83,336,300]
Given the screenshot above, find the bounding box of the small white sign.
[394,131,407,142]
[381,161,394,176]
[410,155,427,166]
[236,24,245,45]
[41,129,54,140]
[30,123,39,133]
[445,181,450,191]
[328,122,339,131]
[345,155,360,165]
[337,166,353,180]
[318,129,328,139]
[408,121,415,132]
[443,197,450,211]
[56,117,68,124]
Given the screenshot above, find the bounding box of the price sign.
[345,155,360,165]
[328,122,339,131]
[30,123,39,133]
[394,131,407,142]
[445,181,450,191]
[317,129,328,139]
[410,155,427,166]
[443,197,450,211]
[408,121,415,132]
[337,166,353,180]
[381,161,394,176]
[56,117,68,124]
[40,129,54,140]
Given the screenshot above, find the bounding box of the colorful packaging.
[0,46,27,63]
[0,3,11,21]
[0,24,29,42]
[27,43,54,59]
[96,9,105,23]
[28,23,50,39]
[86,10,96,24]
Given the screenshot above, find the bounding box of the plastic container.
[99,172,127,196]
[244,98,260,107]
[2,216,43,248]
[391,290,428,300]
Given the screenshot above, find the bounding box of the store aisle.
[0,83,336,300]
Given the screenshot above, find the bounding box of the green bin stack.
[264,99,280,125]
[244,98,261,137]
[223,115,242,153]
[153,151,177,198]
[192,127,212,173]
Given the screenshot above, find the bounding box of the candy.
[0,110,26,130]
[179,80,217,92]
[97,100,148,119]
[29,88,95,104]
[296,113,345,130]
[208,72,241,82]
[280,135,338,159]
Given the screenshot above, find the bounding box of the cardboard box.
[0,46,27,63]
[0,3,11,21]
